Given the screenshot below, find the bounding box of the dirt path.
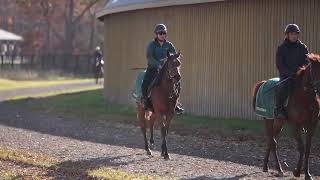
[0,80,101,101]
[0,103,319,179]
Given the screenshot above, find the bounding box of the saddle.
[255,78,289,119]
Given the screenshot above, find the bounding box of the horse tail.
[252,81,265,110]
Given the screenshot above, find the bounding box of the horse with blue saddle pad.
[252,53,320,180]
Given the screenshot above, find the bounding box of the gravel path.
[0,80,101,101]
[0,103,319,179]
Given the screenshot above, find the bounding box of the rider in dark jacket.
[141,24,184,114]
[275,24,309,119]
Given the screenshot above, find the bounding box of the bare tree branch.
[51,28,64,41]
[72,0,98,25]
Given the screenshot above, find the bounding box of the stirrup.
[175,106,184,115]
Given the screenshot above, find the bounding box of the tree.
[61,0,100,54]
[15,0,103,54]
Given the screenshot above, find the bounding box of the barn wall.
[103,0,320,119]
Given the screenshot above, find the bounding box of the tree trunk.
[88,9,96,52]
[42,20,51,54]
[64,0,74,55]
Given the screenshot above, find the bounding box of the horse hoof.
[163,154,170,160]
[293,168,301,177]
[146,150,152,156]
[161,152,165,157]
[263,166,268,172]
[305,174,313,180]
[276,171,284,177]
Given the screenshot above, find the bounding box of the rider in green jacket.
[141,24,184,114]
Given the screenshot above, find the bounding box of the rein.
[303,63,320,117]
[309,63,320,95]
[159,56,181,99]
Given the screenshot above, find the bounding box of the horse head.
[302,53,320,104]
[165,50,181,82]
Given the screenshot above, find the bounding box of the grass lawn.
[0,78,94,91]
[0,147,160,180]
[9,89,320,142]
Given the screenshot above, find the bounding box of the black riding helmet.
[285,24,300,34]
[154,24,167,34]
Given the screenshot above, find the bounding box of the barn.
[97,0,320,119]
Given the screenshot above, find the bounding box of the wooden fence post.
[52,54,56,68]
[20,55,24,68]
[30,55,34,69]
[74,55,80,73]
[11,55,14,68]
[0,55,3,69]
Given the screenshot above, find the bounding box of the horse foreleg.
[149,114,155,149]
[161,114,172,160]
[273,119,284,176]
[142,120,151,155]
[304,123,317,180]
[138,105,151,155]
[160,114,170,160]
[292,126,305,177]
[99,71,103,85]
[160,122,166,154]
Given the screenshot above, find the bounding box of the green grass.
[87,167,162,180]
[0,147,161,179]
[14,89,135,119]
[8,86,102,101]
[8,89,320,142]
[0,168,17,180]
[0,147,58,169]
[0,69,90,81]
[0,78,93,90]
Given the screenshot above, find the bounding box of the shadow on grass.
[0,89,319,177]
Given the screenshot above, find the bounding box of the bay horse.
[136,51,181,160]
[252,53,320,180]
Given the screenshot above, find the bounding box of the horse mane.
[159,57,169,78]
[158,54,176,78]
[307,53,320,62]
[296,53,320,77]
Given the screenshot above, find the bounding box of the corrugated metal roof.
[97,0,225,19]
[0,29,23,41]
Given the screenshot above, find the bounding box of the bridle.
[160,55,181,99]
[161,55,181,81]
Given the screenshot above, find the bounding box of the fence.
[0,54,94,75]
